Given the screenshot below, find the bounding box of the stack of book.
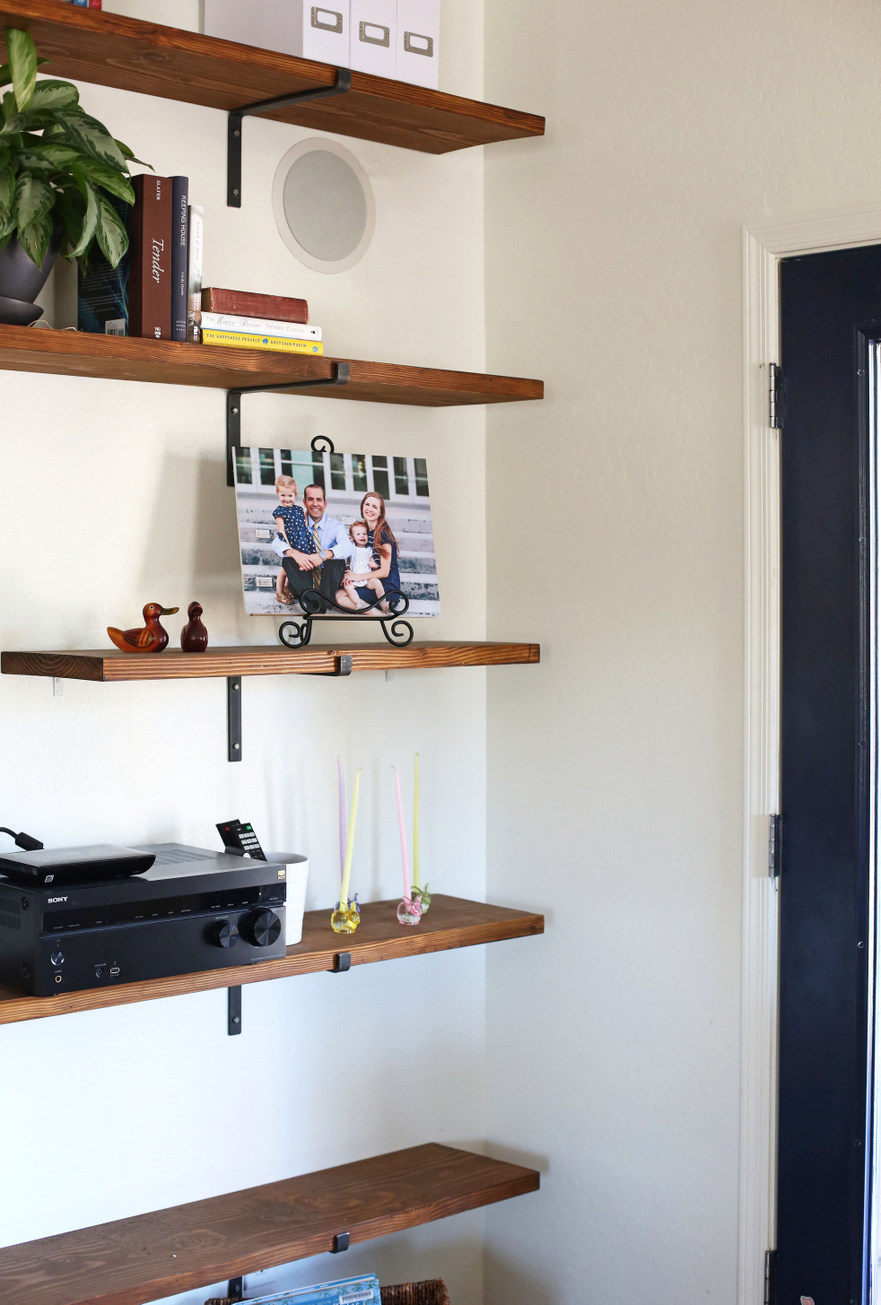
[78,173,199,341]
[197,287,323,356]
[61,1,102,8]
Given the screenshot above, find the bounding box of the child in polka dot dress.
[272,475,306,603]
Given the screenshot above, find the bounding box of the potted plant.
[0,25,147,322]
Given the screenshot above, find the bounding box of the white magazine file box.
[350,0,397,75]
[204,0,351,66]
[395,0,439,87]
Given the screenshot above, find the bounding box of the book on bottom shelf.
[128,174,173,339]
[200,329,324,355]
[170,176,189,341]
[197,312,322,341]
[187,203,204,342]
[77,197,129,334]
[201,286,309,323]
[204,1274,381,1305]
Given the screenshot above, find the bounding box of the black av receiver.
[0,843,287,997]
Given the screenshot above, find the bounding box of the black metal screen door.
[778,245,881,1304]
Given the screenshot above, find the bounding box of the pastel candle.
[413,753,421,890]
[338,756,347,885]
[393,765,411,899]
[340,769,360,909]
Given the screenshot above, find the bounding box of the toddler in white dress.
[341,520,388,612]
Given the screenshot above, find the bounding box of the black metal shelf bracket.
[332,951,352,973]
[228,985,242,1036]
[227,366,351,486]
[228,70,353,207]
[227,1276,244,1301]
[227,676,242,762]
[332,1231,351,1253]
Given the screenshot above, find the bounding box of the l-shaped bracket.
[227,366,351,486]
[228,70,353,206]
[226,657,353,763]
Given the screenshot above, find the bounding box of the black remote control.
[216,820,267,861]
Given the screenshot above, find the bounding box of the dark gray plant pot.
[0,236,60,323]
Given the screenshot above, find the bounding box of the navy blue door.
[778,245,881,1304]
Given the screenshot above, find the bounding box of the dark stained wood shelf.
[0,1,544,153]
[0,895,545,1025]
[1,641,540,682]
[0,326,543,405]
[0,1142,540,1305]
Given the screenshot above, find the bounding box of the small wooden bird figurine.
[180,600,208,652]
[107,602,179,654]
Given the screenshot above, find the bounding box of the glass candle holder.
[331,900,360,933]
[396,896,423,927]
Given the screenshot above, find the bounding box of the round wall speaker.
[272,138,375,273]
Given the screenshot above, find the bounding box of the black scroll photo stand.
[275,437,415,649]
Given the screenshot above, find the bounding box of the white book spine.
[186,204,204,343]
[198,312,322,341]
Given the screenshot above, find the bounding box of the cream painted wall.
[483,1,881,1303]
[0,4,501,1303]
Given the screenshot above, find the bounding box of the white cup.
[266,853,309,945]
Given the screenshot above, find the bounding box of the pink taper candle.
[393,765,411,899]
[338,756,347,885]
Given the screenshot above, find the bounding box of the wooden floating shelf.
[1,641,540,683]
[0,896,545,1025]
[0,1142,540,1305]
[0,326,543,406]
[0,1,545,154]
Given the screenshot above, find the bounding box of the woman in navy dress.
[345,491,403,611]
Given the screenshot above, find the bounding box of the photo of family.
[233,446,441,619]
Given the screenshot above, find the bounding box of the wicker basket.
[380,1283,450,1305]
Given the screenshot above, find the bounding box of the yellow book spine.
[200,330,324,355]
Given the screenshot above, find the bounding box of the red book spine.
[128,175,172,340]
[200,287,309,324]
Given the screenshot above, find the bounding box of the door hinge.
[769,814,781,879]
[764,1248,777,1305]
[769,363,785,429]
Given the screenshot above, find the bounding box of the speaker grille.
[0,888,22,931]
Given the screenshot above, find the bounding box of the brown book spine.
[201,287,309,324]
[128,175,173,339]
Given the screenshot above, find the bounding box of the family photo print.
[233,446,441,620]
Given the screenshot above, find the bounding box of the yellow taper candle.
[413,752,421,890]
[340,768,361,908]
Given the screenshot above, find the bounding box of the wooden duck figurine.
[107,602,179,654]
[180,600,208,652]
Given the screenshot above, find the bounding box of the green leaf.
[56,109,127,170]
[12,171,53,228]
[0,167,13,212]
[95,192,128,267]
[1,89,19,133]
[53,186,83,253]
[0,229,12,253]
[67,178,97,258]
[72,154,134,204]
[27,78,79,113]
[5,28,37,112]
[18,207,52,266]
[21,142,80,169]
[16,150,56,176]
[0,208,14,240]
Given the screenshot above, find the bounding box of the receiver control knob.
[242,909,282,949]
[209,919,240,949]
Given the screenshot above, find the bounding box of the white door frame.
[741,206,881,1305]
